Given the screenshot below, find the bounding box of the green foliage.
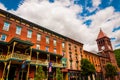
[114,49,120,67]
[56,68,63,80]
[81,59,96,76]
[105,63,118,79]
[34,66,46,80]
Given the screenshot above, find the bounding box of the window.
[37,34,41,41]
[27,30,32,38]
[16,26,22,35]
[75,46,77,48]
[53,39,56,46]
[3,22,10,31]
[80,48,82,53]
[46,36,49,44]
[54,48,56,53]
[36,44,40,50]
[46,46,49,52]
[70,61,72,69]
[62,42,65,48]
[0,34,7,41]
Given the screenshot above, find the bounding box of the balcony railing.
[52,63,63,67]
[0,55,6,60]
[7,53,31,61]
[30,60,63,67]
[30,60,48,66]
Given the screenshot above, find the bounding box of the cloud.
[92,0,101,7]
[0,3,7,10]
[84,6,120,50]
[0,0,120,52]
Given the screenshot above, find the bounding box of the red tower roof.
[97,29,108,40]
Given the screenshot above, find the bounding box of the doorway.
[19,70,27,80]
[8,65,17,80]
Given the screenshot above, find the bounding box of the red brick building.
[0,9,119,80]
[96,29,119,80]
[0,9,67,80]
[65,38,83,80]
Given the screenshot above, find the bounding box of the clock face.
[101,46,105,50]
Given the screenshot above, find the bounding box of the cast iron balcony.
[7,53,31,61]
[30,60,48,66]
[0,55,6,61]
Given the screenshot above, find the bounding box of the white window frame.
[16,26,22,35]
[37,34,41,41]
[53,39,57,46]
[36,44,40,50]
[27,30,32,38]
[46,36,49,44]
[3,22,10,31]
[0,34,7,41]
[62,42,65,48]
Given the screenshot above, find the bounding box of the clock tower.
[96,29,117,66]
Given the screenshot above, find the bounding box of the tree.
[114,49,120,67]
[56,68,63,80]
[105,63,118,80]
[81,59,96,80]
[34,66,46,80]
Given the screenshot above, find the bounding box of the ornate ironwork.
[7,53,31,60]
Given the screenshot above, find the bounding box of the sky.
[0,0,120,53]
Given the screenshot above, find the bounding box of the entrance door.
[19,71,27,80]
[8,66,16,80]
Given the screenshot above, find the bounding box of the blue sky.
[0,0,22,10]
[0,0,120,52]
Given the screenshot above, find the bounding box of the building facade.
[0,9,67,80]
[0,9,119,80]
[65,38,83,80]
[83,50,102,79]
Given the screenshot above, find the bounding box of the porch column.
[88,75,91,80]
[6,42,16,80]
[26,47,32,80]
[30,47,32,60]
[1,62,7,80]
[36,52,39,74]
[56,56,58,79]
[7,46,10,55]
[6,61,11,80]
[12,42,17,54]
[92,74,95,80]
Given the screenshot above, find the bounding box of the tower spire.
[97,28,108,40]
